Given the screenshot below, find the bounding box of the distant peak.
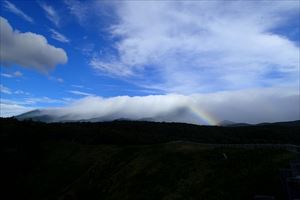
[219,120,236,126]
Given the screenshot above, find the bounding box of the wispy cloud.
[14,90,30,95]
[1,96,65,106]
[64,0,114,27]
[24,97,65,105]
[1,98,29,106]
[14,71,23,77]
[0,84,12,94]
[39,2,60,26]
[1,73,13,78]
[68,90,94,96]
[71,84,84,89]
[57,78,64,83]
[49,76,64,83]
[0,96,68,117]
[0,103,34,117]
[0,86,29,96]
[2,0,34,23]
[71,85,93,91]
[1,71,23,78]
[64,0,90,25]
[89,57,133,77]
[88,1,299,94]
[49,29,70,43]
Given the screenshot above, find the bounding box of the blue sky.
[0,0,299,124]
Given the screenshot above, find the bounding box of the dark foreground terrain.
[1,118,300,200]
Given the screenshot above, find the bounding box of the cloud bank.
[0,17,67,72]
[11,87,300,125]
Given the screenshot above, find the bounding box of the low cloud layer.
[10,87,299,125]
[0,17,67,72]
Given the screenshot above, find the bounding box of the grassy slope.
[1,118,298,200]
[1,118,300,145]
[4,141,295,200]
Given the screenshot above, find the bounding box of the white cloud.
[39,2,60,26]
[90,1,299,94]
[49,28,70,43]
[0,84,12,94]
[24,97,65,105]
[0,85,29,96]
[1,73,13,78]
[49,76,64,83]
[14,90,30,95]
[0,17,67,72]
[1,71,22,78]
[0,86,29,96]
[14,71,22,77]
[0,95,66,118]
[64,0,111,26]
[0,103,34,117]
[68,90,94,96]
[71,84,84,89]
[64,0,89,25]
[57,78,64,83]
[1,96,66,108]
[17,87,300,124]
[89,57,133,76]
[2,0,33,23]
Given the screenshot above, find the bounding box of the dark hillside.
[1,118,299,200]
[1,118,300,145]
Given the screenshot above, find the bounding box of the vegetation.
[1,118,299,200]
[2,118,300,145]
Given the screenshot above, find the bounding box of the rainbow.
[188,103,219,126]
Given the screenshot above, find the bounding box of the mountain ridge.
[15,109,300,127]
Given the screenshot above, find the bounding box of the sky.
[0,0,299,125]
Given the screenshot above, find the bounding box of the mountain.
[16,110,153,123]
[16,109,300,127]
[219,120,300,127]
[14,107,200,124]
[219,120,236,126]
[16,109,105,123]
[16,109,41,118]
[16,109,56,122]
[219,120,252,127]
[257,120,300,127]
